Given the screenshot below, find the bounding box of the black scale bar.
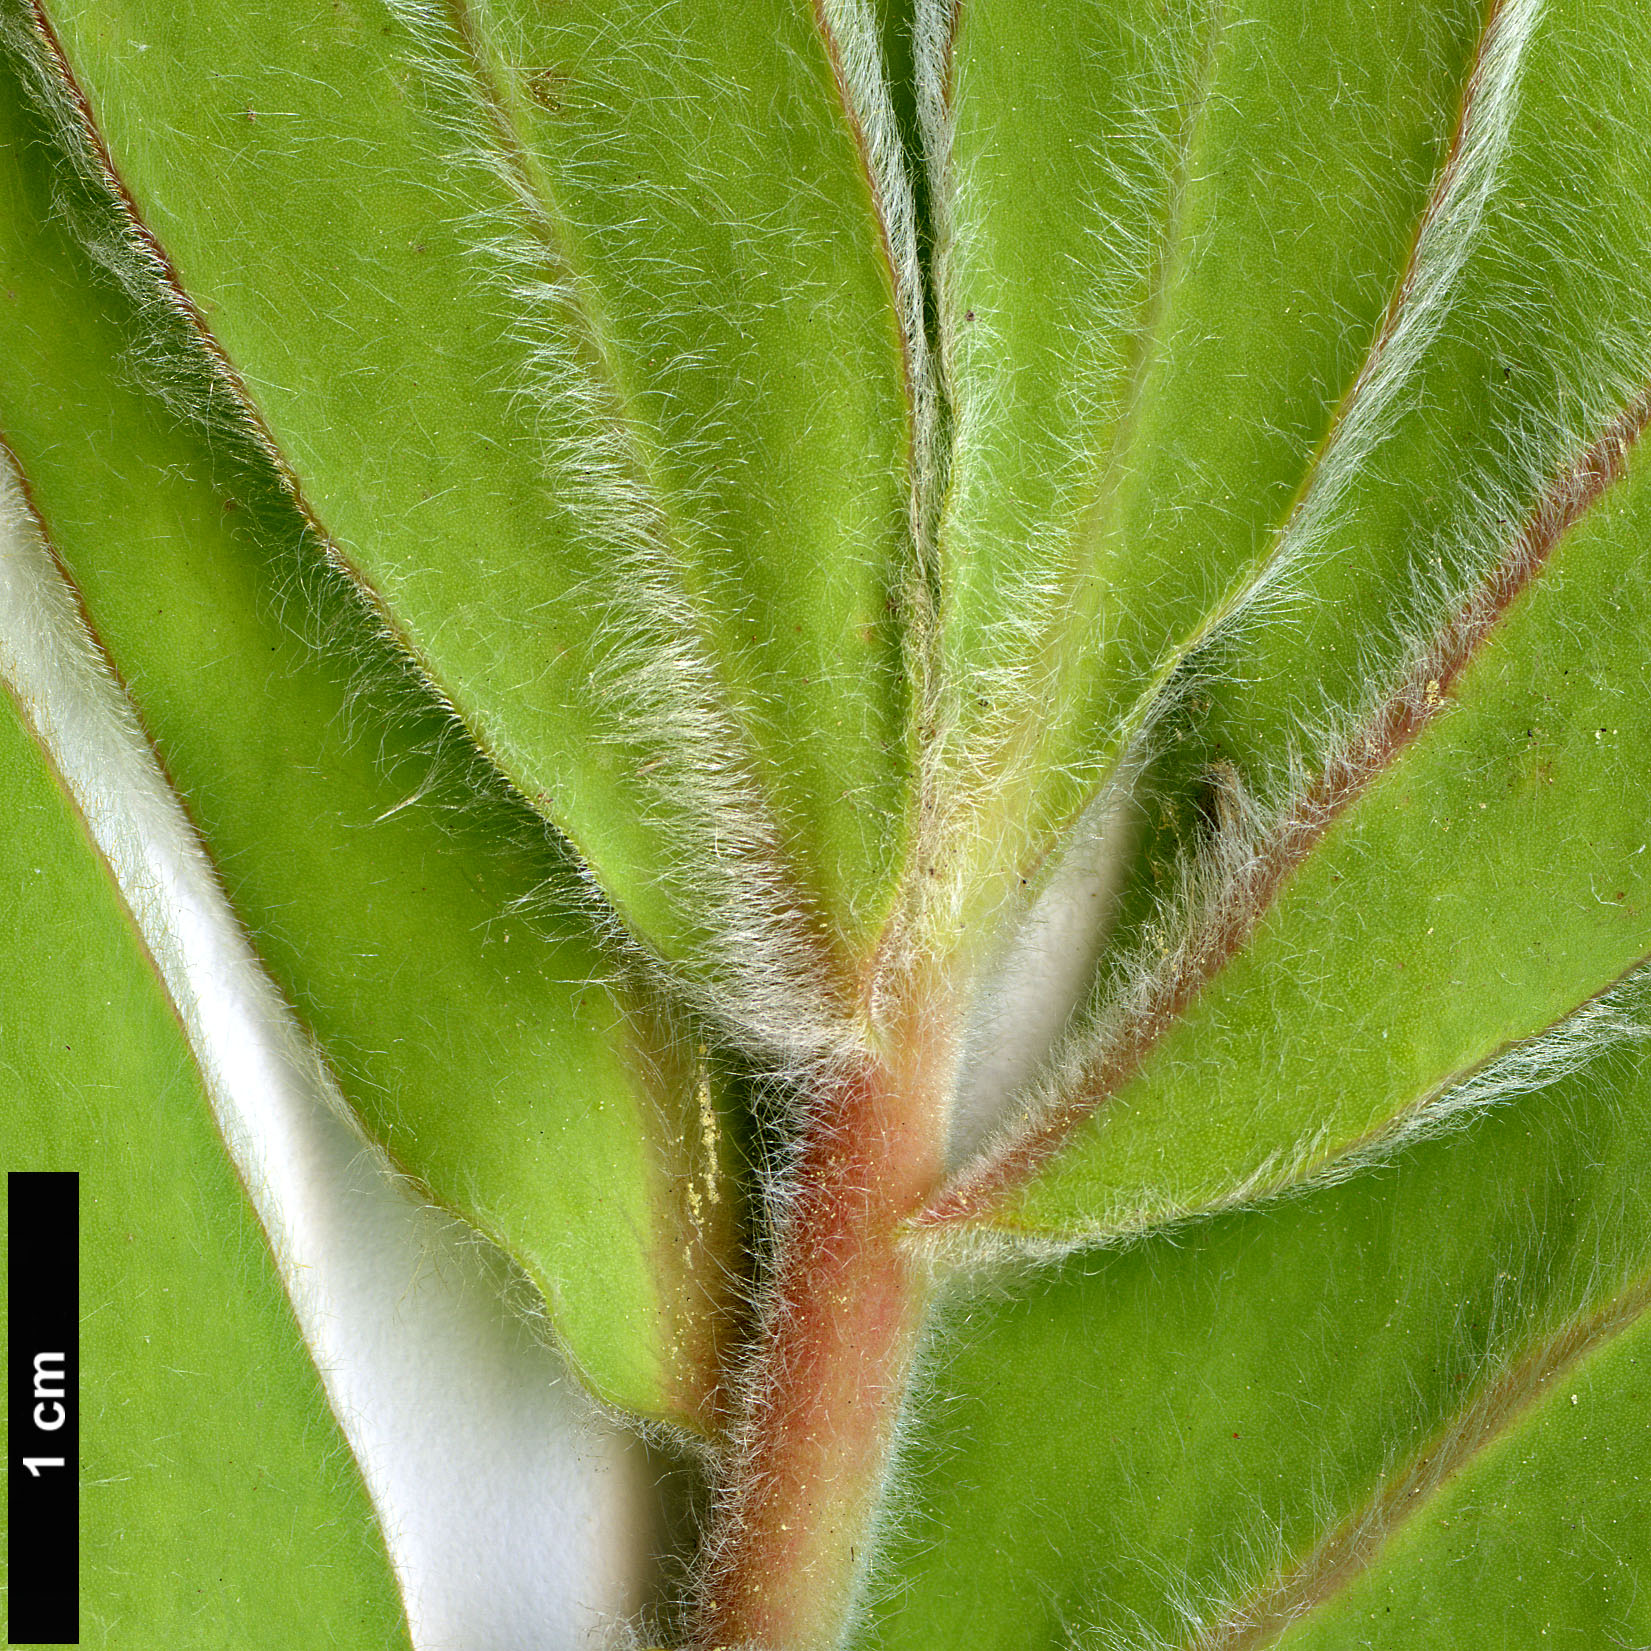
[8,1171,78,1646]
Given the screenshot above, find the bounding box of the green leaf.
[11,0,924,1034]
[4,0,1650,1643]
[920,0,1484,912]
[1184,0,1651,781]
[930,0,1651,1245]
[963,410,1651,1242]
[0,629,411,1646]
[1272,1305,1651,1650]
[857,1000,1651,1649]
[0,75,744,1428]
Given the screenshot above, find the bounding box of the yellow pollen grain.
[697,1062,721,1204]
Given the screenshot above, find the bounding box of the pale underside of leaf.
[0,57,749,1430]
[10,0,929,1066]
[0,457,664,1648]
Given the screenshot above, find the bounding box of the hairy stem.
[693,1029,949,1650]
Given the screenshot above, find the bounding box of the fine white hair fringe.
[0,453,660,1651]
[914,0,1651,1231]
[0,5,659,1004]
[902,0,1551,965]
[944,951,1651,1271]
[908,0,1219,942]
[380,0,941,1077]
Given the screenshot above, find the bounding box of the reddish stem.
[693,1031,947,1650]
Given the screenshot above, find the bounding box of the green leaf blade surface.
[990,419,1651,1242]
[925,0,1484,898]
[0,71,740,1428]
[0,672,412,1649]
[1271,1306,1651,1651]
[1182,0,1651,780]
[936,0,1651,1242]
[15,0,922,1014]
[6,0,1650,1639]
[860,1000,1651,1650]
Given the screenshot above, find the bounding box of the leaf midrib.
[1195,1267,1651,1651]
[432,0,826,917]
[919,386,1651,1229]
[927,0,1230,837]
[932,0,1509,915]
[23,0,876,996]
